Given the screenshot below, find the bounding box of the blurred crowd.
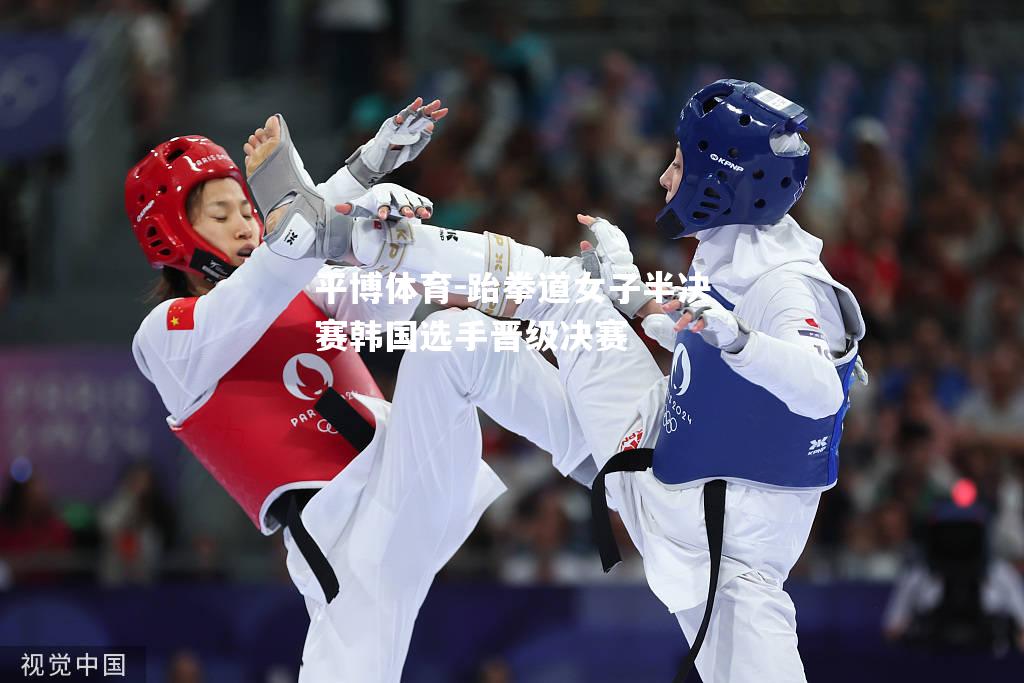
[2,0,1024,598]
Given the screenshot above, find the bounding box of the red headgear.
[125,136,263,282]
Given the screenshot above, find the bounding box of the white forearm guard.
[351,221,546,315]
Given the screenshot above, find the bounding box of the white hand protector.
[346,104,435,187]
[640,313,678,352]
[579,218,654,318]
[678,290,751,353]
[343,183,432,221]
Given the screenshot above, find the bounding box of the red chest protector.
[173,293,383,532]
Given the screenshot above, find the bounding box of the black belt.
[315,386,375,453]
[284,491,339,603]
[590,448,726,683]
[274,387,375,604]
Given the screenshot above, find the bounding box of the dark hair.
[147,267,194,303]
[145,183,206,303]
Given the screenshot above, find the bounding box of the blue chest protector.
[651,287,859,491]
[590,281,862,683]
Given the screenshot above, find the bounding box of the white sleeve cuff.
[317,166,367,206]
[250,242,325,291]
[721,328,760,366]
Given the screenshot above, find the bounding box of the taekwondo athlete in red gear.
[127,103,591,683]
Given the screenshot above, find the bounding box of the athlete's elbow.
[798,370,844,420]
[820,378,846,418]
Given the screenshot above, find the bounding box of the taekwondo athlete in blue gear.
[589,79,868,683]
[654,288,859,491]
[651,79,859,491]
[654,79,811,239]
[285,75,867,683]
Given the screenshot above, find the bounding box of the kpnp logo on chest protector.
[283,353,334,400]
[807,436,829,456]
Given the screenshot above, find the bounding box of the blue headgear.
[656,79,811,239]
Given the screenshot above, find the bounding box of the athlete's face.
[189,178,260,267]
[659,145,684,204]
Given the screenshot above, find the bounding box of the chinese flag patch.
[805,318,819,328]
[167,297,198,331]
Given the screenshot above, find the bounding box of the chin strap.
[188,248,236,283]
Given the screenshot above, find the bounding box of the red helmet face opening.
[125,136,264,282]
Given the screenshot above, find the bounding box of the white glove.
[341,183,432,221]
[641,313,678,352]
[346,101,437,187]
[854,356,870,385]
[676,290,750,353]
[579,217,654,318]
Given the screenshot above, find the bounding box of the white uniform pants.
[518,257,810,683]
[675,572,806,683]
[293,307,589,683]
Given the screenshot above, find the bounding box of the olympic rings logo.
[316,419,338,434]
[662,411,678,434]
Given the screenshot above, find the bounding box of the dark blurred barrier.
[0,582,1021,682]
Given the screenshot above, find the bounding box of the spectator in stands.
[548,51,664,208]
[922,113,986,190]
[957,343,1024,458]
[97,462,176,584]
[963,245,1024,353]
[347,56,414,139]
[312,0,392,121]
[109,0,181,154]
[881,316,971,415]
[869,421,955,532]
[843,117,908,245]
[824,118,905,327]
[485,9,554,119]
[837,513,885,579]
[792,129,846,243]
[0,476,73,584]
[500,483,590,584]
[436,47,520,176]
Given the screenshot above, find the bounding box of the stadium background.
[2,0,1024,680]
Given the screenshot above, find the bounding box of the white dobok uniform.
[132,168,591,682]
[502,215,862,683]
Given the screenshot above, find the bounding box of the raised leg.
[295,307,589,682]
